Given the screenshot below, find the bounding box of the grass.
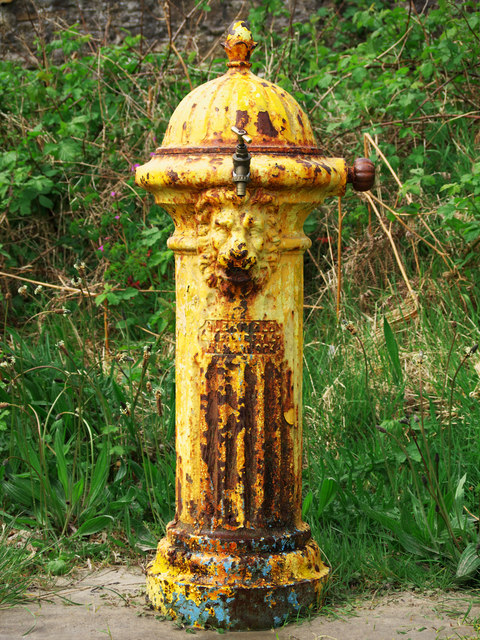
[1,0,480,613]
[0,524,39,608]
[0,288,176,586]
[302,279,480,596]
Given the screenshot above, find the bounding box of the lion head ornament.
[195,189,281,296]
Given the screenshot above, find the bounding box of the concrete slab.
[1,568,479,640]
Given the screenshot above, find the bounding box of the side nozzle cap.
[347,158,375,192]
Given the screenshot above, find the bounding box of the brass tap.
[231,125,252,197]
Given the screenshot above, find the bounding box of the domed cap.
[136,20,356,201]
[157,21,318,155]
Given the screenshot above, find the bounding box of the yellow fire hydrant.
[135,21,374,630]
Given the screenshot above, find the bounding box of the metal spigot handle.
[231,126,252,197]
[231,125,252,145]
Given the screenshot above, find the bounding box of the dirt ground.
[1,567,479,640]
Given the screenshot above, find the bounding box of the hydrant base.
[146,533,329,630]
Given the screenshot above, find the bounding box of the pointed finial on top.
[222,21,257,68]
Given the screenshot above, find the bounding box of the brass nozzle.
[231,126,252,197]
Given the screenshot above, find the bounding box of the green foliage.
[249,0,480,248]
[0,304,176,546]
[439,162,480,254]
[302,478,338,520]
[303,291,480,590]
[0,27,191,332]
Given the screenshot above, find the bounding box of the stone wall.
[0,0,323,63]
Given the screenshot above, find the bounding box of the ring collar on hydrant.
[135,19,374,630]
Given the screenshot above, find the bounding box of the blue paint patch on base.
[166,586,236,628]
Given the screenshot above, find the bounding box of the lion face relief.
[196,189,280,295]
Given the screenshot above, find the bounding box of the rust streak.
[176,476,183,519]
[166,169,179,182]
[263,360,281,524]
[224,412,240,526]
[280,366,295,525]
[201,357,224,523]
[256,111,278,138]
[153,145,325,155]
[242,362,257,524]
[235,109,250,130]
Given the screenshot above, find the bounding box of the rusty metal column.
[135,21,374,630]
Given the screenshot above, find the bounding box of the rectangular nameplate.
[200,320,283,356]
